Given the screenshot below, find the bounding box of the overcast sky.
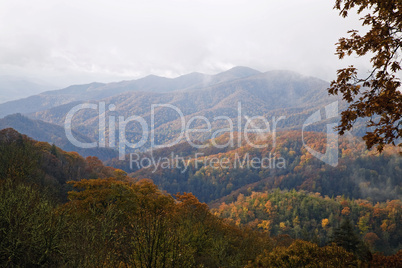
[0,0,371,88]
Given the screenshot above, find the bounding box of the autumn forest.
[0,127,401,267]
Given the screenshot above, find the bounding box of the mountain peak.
[218,66,261,77]
[213,66,261,82]
[139,74,170,82]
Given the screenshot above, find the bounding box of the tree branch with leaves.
[329,0,402,152]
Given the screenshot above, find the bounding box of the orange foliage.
[341,207,351,216]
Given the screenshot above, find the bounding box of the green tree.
[50,143,58,156]
[329,0,402,152]
[331,219,372,261]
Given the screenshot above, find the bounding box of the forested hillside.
[0,128,120,201]
[110,131,401,203]
[0,129,271,267]
[213,189,402,255]
[0,129,401,267]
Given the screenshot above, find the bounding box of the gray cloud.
[0,0,371,88]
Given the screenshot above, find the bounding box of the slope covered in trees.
[212,189,402,255]
[0,128,121,201]
[113,131,401,203]
[0,129,270,266]
[1,130,401,266]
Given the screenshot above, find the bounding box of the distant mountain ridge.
[0,66,359,159]
[0,75,55,104]
[0,114,118,160]
[0,66,261,118]
[27,69,341,150]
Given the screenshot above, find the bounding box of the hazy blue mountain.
[0,82,117,119]
[207,66,262,84]
[0,67,362,159]
[0,113,118,160]
[0,75,55,104]
[0,66,261,118]
[29,69,344,153]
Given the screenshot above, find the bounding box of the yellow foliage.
[322,218,330,228]
[257,220,271,232]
